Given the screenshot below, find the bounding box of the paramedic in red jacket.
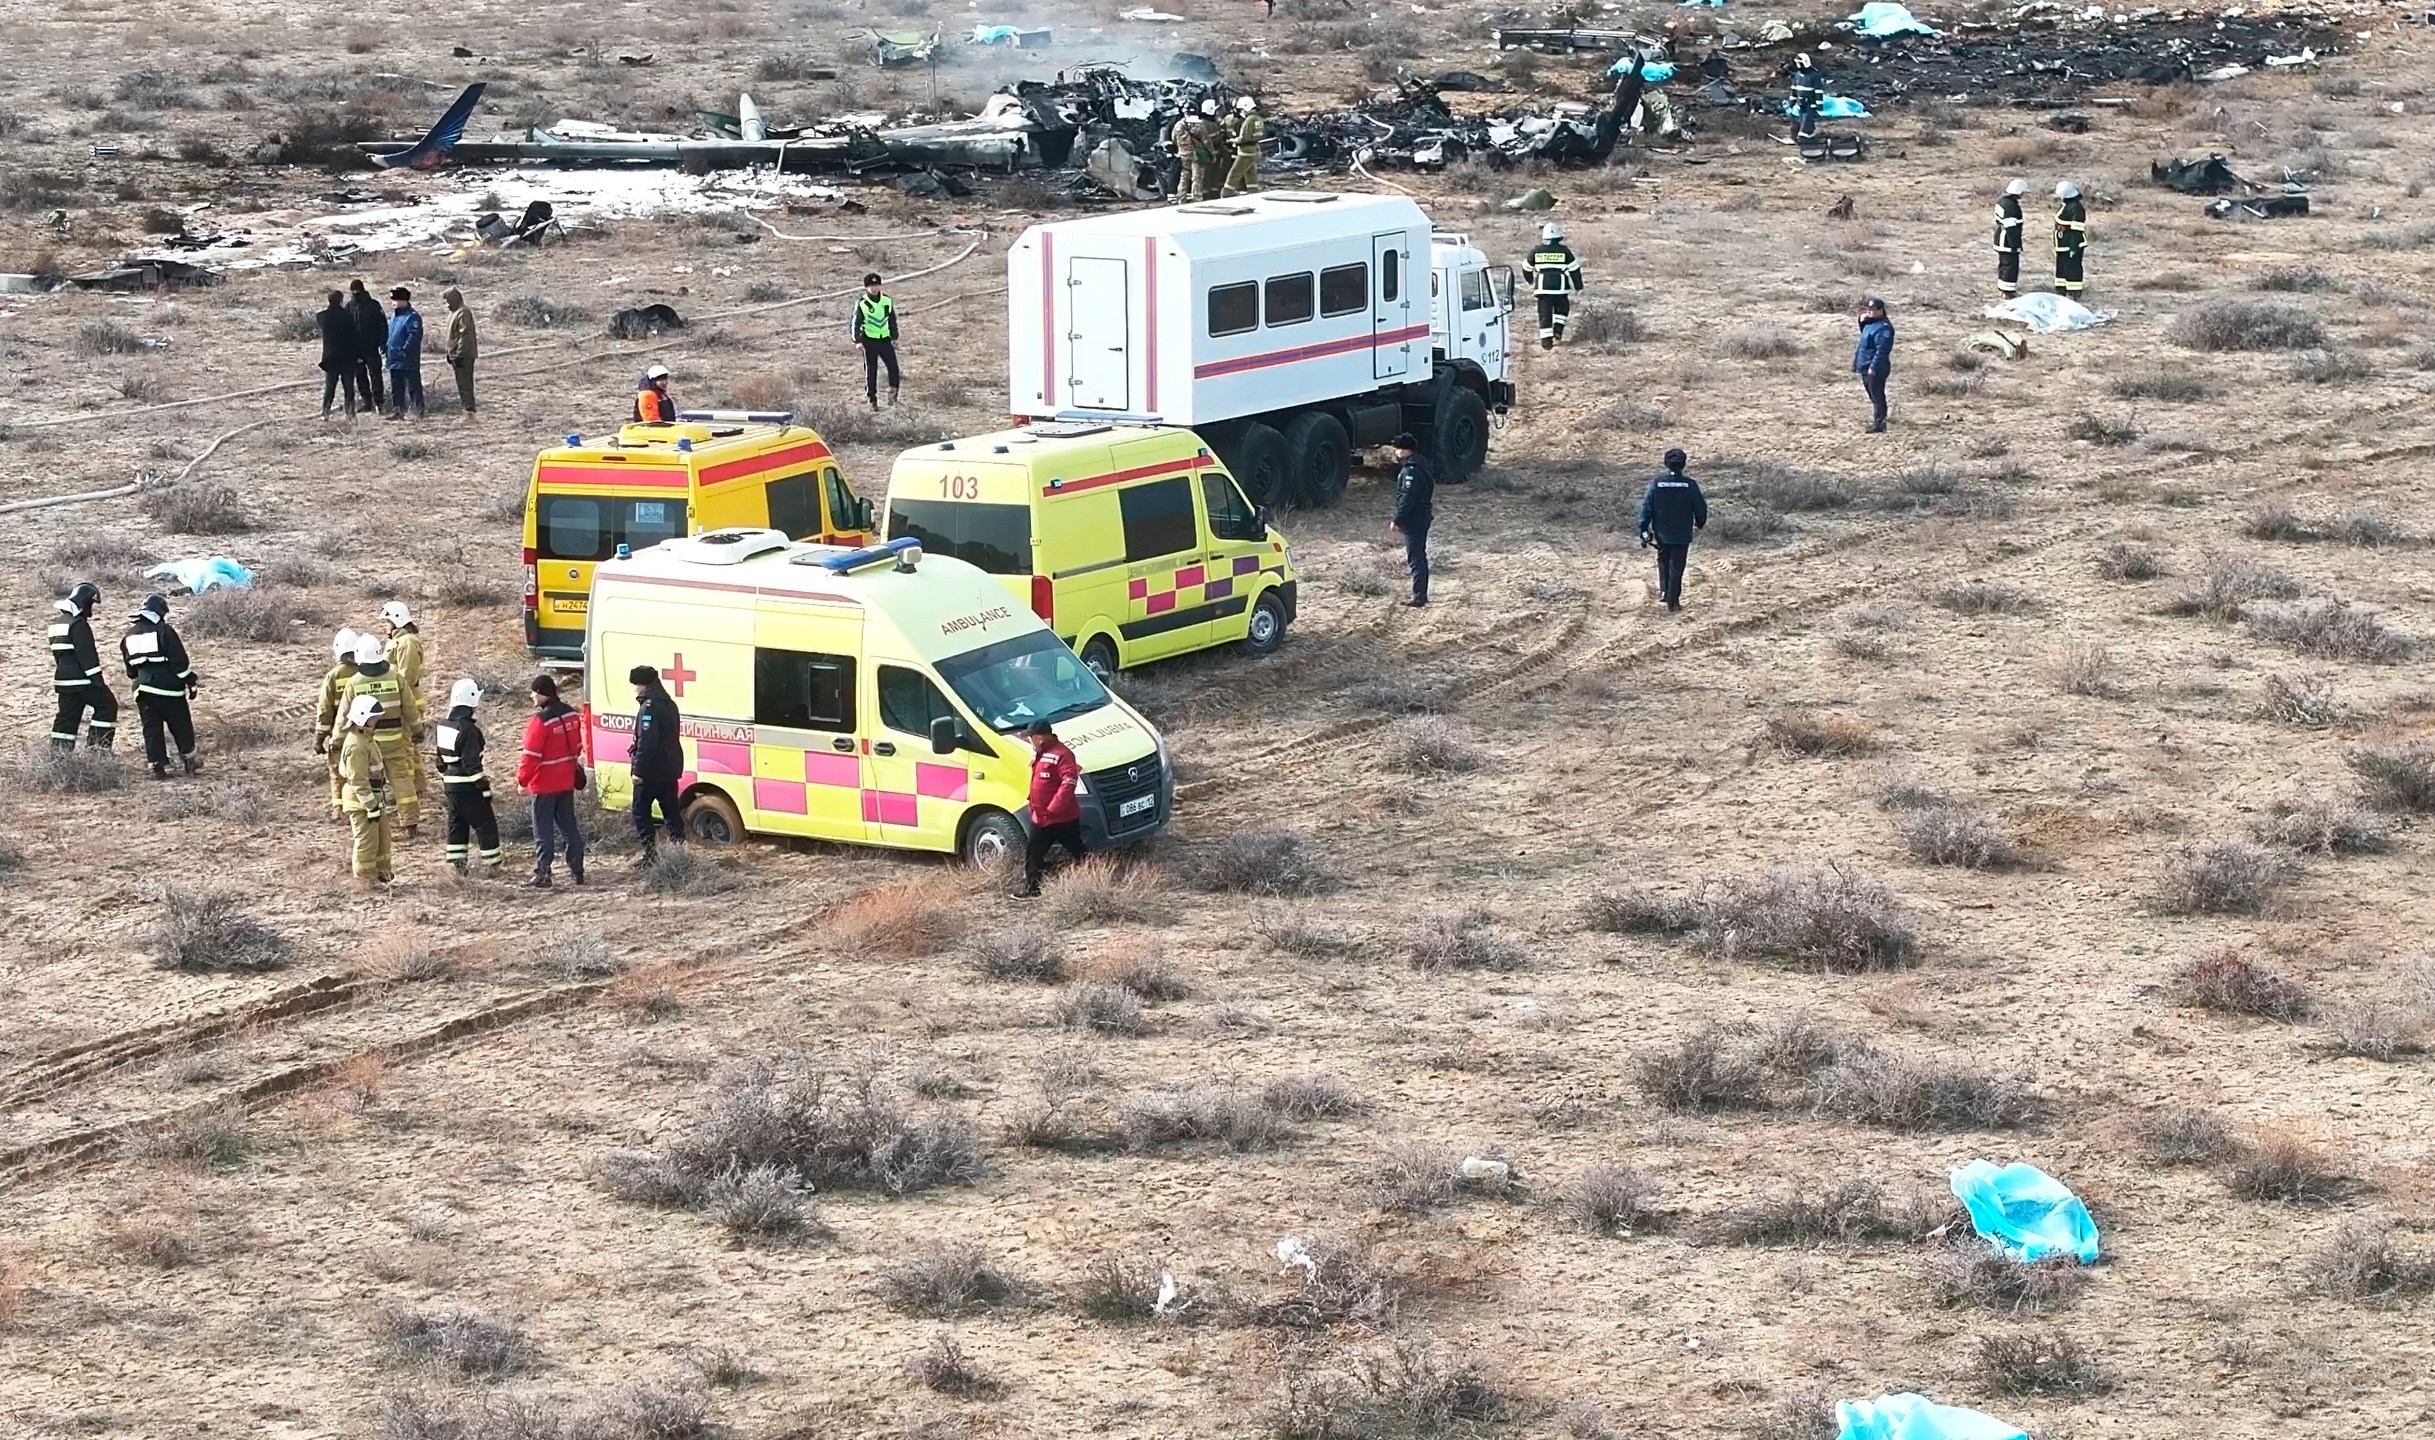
[1018,718,1085,897]
[516,673,588,888]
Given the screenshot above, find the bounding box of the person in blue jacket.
[385,286,427,420]
[1853,296,1894,433]
[1637,448,1708,612]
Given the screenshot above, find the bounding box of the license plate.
[547,595,588,614]
[1119,794,1154,818]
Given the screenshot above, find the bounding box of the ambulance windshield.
[935,630,1111,734]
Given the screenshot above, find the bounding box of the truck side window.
[1119,476,1197,563]
[754,649,855,732]
[1320,264,1367,317]
[1461,269,1493,313]
[878,665,959,738]
[1265,272,1314,327]
[1207,282,1257,337]
[765,473,820,540]
[1199,473,1263,542]
[823,466,860,532]
[1381,248,1399,301]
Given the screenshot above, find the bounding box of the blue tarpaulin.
[1606,58,1678,82]
[1838,1394,2027,1440]
[1950,1161,2100,1264]
[1785,95,1870,118]
[1843,2,1940,37]
[145,557,254,594]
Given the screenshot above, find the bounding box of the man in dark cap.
[385,285,426,419]
[1637,449,1708,613]
[1387,432,1435,608]
[1017,719,1084,898]
[1853,296,1894,433]
[628,662,685,859]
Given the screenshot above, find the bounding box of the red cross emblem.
[664,653,698,697]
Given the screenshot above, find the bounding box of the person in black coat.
[1387,432,1435,608]
[628,664,686,857]
[346,279,387,412]
[315,290,360,419]
[1637,448,1709,612]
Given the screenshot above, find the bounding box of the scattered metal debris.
[2152,155,2248,195]
[607,304,683,340]
[2209,193,2311,220]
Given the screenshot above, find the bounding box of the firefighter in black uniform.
[854,272,901,410]
[2053,181,2088,295]
[1526,222,1584,351]
[1788,53,1825,143]
[434,678,502,875]
[48,581,117,751]
[121,592,201,779]
[1994,179,2026,296]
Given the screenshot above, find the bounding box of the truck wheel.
[682,789,745,846]
[1434,388,1491,480]
[1080,634,1119,680]
[1282,411,1351,508]
[1233,423,1293,508]
[961,809,1025,870]
[1243,590,1287,655]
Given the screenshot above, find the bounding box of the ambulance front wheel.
[683,789,745,846]
[961,809,1025,869]
[1244,591,1286,656]
[1080,635,1120,681]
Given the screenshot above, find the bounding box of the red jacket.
[517,700,585,794]
[1027,739,1081,826]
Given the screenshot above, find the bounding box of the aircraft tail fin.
[375,82,487,170]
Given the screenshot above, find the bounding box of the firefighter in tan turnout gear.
[1221,96,1263,197]
[315,628,363,818]
[1171,99,1221,202]
[338,693,395,888]
[329,635,421,836]
[1526,222,1585,350]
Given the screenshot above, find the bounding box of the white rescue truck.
[1006,191,1515,507]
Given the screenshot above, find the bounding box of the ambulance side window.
[754,649,856,732]
[823,467,862,532]
[878,665,960,739]
[765,473,821,540]
[1118,477,1197,563]
[538,496,605,560]
[1199,473,1263,542]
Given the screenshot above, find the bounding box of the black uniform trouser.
[135,692,195,767]
[1996,248,2020,293]
[2056,248,2085,292]
[445,783,501,867]
[321,365,361,414]
[861,339,901,401]
[1860,370,1889,429]
[1535,294,1571,342]
[1794,103,1820,140]
[633,777,682,848]
[1024,820,1086,893]
[53,683,118,744]
[1403,522,1431,604]
[1655,542,1690,607]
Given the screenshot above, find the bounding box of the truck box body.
[1008,192,1435,428]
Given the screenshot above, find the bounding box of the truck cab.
[1429,232,1516,413]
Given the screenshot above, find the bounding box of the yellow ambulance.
[523,410,875,659]
[881,422,1296,678]
[582,528,1171,865]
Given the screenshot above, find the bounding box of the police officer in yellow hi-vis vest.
[330,635,421,836]
[854,272,901,410]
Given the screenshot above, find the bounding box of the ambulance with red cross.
[581,528,1170,865]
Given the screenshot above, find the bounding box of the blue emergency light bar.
[817,536,924,573]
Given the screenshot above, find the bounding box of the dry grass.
[2095,540,2165,579]
[2164,559,2304,620]
[2348,744,2435,811]
[1120,1085,1297,1152]
[2169,298,2327,351]
[1099,941,1193,1000]
[146,886,288,972]
[1198,830,1334,896]
[699,1163,828,1243]
[1056,981,1150,1035]
[877,1240,1031,1316]
[2252,789,2389,856]
[962,922,1066,983]
[2253,673,2350,727]
[2244,598,2416,664]
[2171,950,2312,1020]
[1633,1025,1770,1113]
[1407,907,1526,972]
[129,1106,249,1170]
[1253,1234,1405,1331]
[2052,643,2121,698]
[1564,1165,1668,1236]
[2137,1106,2243,1166]
[830,874,971,958]
[1691,866,1921,972]
[1261,1072,1367,1120]
[2152,840,2289,916]
[1761,712,1877,757]
[1381,717,1482,775]
[1808,1050,2044,1133]
[179,586,324,642]
[1263,1337,1513,1439]
[1364,1138,1463,1213]
[1045,856,1170,926]
[637,846,744,895]
[905,1332,1001,1397]
[372,1302,530,1378]
[2316,1000,2432,1061]
[7,744,128,794]
[2223,1132,2351,1203]
[2304,1218,2435,1301]
[1701,1177,1942,1246]
[1933,580,2031,616]
[1925,1244,2090,1314]
[102,1217,201,1269]
[1580,889,1698,935]
[1976,1329,2110,1396]
[141,483,254,535]
[1899,804,2024,869]
[1753,1384,1837,1440]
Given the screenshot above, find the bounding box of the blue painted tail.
[375,83,487,170]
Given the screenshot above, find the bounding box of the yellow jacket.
[385,628,426,701]
[338,729,390,814]
[315,661,357,738]
[329,666,417,747]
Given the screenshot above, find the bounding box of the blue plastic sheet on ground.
[1950,1161,2100,1263]
[1843,2,1940,37]
[1680,0,1727,8]
[972,24,1022,42]
[1784,95,1870,118]
[1607,58,1679,82]
[1838,1394,2027,1440]
[146,557,253,594]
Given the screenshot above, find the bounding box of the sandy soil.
[3,1,2434,1437]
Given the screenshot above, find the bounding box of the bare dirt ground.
[4,1,2434,1437]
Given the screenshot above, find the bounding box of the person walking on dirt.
[121,593,201,780]
[516,673,587,889]
[1387,432,1435,608]
[338,694,395,890]
[315,628,362,819]
[1994,179,2027,296]
[853,273,902,411]
[1016,719,1084,898]
[1787,53,1825,144]
[47,581,117,751]
[1853,296,1895,434]
[1637,448,1708,613]
[385,286,426,419]
[434,678,502,876]
[347,280,387,413]
[316,290,361,419]
[443,286,478,416]
[2053,181,2088,295]
[628,663,685,859]
[1526,222,1584,350]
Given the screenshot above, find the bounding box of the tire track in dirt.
[0,973,368,1111]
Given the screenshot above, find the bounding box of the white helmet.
[2004,178,2028,196]
[379,600,413,628]
[1542,222,1562,242]
[1199,98,1218,116]
[333,627,361,663]
[1236,95,1256,112]
[645,364,670,380]
[2056,181,2081,200]
[448,678,483,711]
[354,637,387,666]
[1796,52,1813,67]
[347,694,383,728]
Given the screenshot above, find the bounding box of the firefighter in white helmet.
[2053,181,2088,295]
[434,678,502,875]
[329,635,422,836]
[379,600,425,707]
[1221,95,1264,198]
[315,628,363,818]
[1525,222,1585,351]
[338,693,395,888]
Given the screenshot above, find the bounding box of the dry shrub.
[1733,461,1850,514]
[962,922,1065,983]
[2348,744,2435,811]
[1364,1138,1462,1213]
[534,932,622,979]
[2164,559,2303,620]
[2252,789,2388,856]
[699,1163,827,1243]
[2253,673,2349,727]
[179,586,323,642]
[1121,1085,1297,1152]
[2068,411,2141,447]
[905,1332,1000,1397]
[142,484,254,535]
[2223,1132,2351,1203]
[492,294,589,329]
[2095,540,2164,579]
[1633,1025,1769,1113]
[1263,1337,1513,1438]
[1933,580,2030,616]
[1381,717,1481,775]
[2243,502,2324,542]
[2317,1000,2431,1061]
[1809,1051,2044,1132]
[77,319,148,355]
[1099,940,1193,1000]
[1254,1234,1404,1330]
[1720,325,1801,359]
[1566,1165,1667,1236]
[130,1106,249,1170]
[1762,712,1876,757]
[103,1218,200,1269]
[877,1240,1031,1316]
[372,1302,529,1378]
[1070,1253,1168,1323]
[2304,1218,2435,1301]
[1693,866,1920,972]
[2052,643,2119,698]
[2139,1106,2242,1166]
[582,1380,712,1440]
[1976,1330,2109,1396]
[1057,981,1149,1035]
[1901,804,2022,869]
[147,886,287,972]
[2170,298,2326,351]
[1046,856,1169,926]
[1926,1244,2089,1314]
[1565,301,1644,347]
[1580,889,1697,935]
[1261,1073,1367,1120]
[638,846,744,895]
[1701,1177,1937,1246]
[2246,599,2416,663]
[2153,840,2288,916]
[2111,370,2212,401]
[1755,1384,1837,1440]
[1253,909,1357,958]
[1200,830,1333,896]
[2333,510,2406,547]
[1407,907,1526,972]
[831,874,970,957]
